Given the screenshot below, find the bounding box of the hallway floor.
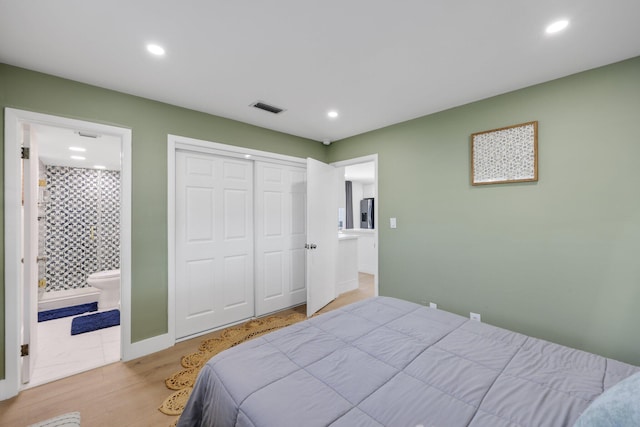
[317,272,376,314]
[27,313,120,388]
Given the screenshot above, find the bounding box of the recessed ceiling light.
[147,44,166,56]
[328,111,339,119]
[244,154,252,159]
[69,146,86,152]
[546,19,569,34]
[71,155,86,161]
[94,165,106,169]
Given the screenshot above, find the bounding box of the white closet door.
[175,151,254,339]
[255,162,307,316]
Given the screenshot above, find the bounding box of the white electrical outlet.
[429,302,437,309]
[470,312,481,322]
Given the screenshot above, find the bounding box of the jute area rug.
[159,312,307,426]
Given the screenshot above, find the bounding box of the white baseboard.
[122,333,173,361]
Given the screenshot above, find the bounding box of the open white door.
[21,124,39,384]
[306,158,339,316]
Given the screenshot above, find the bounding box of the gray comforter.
[178,296,638,427]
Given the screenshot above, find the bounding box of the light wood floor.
[0,274,375,427]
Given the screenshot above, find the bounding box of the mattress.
[178,296,639,427]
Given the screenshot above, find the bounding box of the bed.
[178,296,640,427]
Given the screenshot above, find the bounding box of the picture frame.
[471,121,538,185]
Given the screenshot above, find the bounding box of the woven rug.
[159,312,307,424]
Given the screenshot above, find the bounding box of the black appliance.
[360,198,374,229]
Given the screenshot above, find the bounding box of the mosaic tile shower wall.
[44,166,120,292]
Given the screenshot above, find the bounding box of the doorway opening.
[332,155,379,297]
[28,123,122,387]
[3,109,132,397]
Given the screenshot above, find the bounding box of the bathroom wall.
[44,165,121,292]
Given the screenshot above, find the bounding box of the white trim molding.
[166,134,306,346]
[2,108,132,399]
[331,154,380,294]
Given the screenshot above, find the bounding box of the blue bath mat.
[71,309,120,335]
[38,302,98,322]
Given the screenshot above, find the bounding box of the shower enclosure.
[38,164,121,310]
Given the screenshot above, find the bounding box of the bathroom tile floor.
[27,313,120,388]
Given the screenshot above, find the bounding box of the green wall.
[2,56,639,382]
[328,56,640,365]
[0,64,326,380]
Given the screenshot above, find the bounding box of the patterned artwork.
[472,121,538,185]
[43,166,120,292]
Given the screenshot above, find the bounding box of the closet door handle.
[36,256,48,263]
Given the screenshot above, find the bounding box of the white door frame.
[167,134,306,343]
[21,123,39,384]
[331,154,379,295]
[2,108,132,400]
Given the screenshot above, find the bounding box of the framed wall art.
[471,121,538,185]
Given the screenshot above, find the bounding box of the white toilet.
[87,269,121,310]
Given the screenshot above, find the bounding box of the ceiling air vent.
[251,101,285,114]
[76,131,100,138]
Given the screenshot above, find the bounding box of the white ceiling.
[33,124,122,171]
[1,1,639,143]
[345,162,375,185]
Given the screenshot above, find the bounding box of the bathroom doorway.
[3,109,132,395]
[28,123,123,387]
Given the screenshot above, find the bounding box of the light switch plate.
[390,217,397,228]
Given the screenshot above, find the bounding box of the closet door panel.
[255,162,307,316]
[185,259,216,316]
[222,254,251,309]
[290,248,306,293]
[264,251,284,299]
[176,151,254,338]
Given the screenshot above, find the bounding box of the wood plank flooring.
[0,274,374,427]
